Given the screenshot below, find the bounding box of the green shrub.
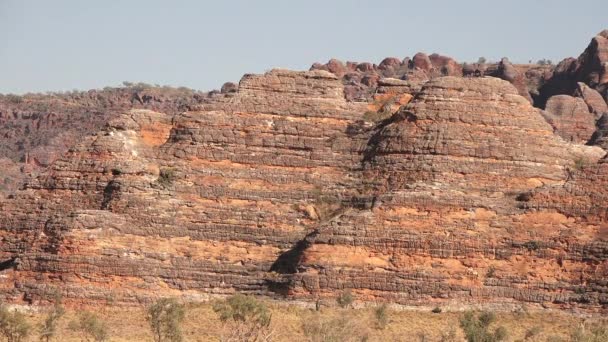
[147,298,185,342]
[432,306,442,314]
[0,304,30,342]
[213,293,273,341]
[336,290,354,309]
[213,293,270,326]
[459,311,507,342]
[68,311,109,342]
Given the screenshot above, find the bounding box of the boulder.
[412,52,433,71]
[575,82,608,117]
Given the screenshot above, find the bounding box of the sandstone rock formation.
[1,30,608,314]
[0,86,211,195]
[543,95,596,144]
[0,70,606,313]
[538,30,608,108]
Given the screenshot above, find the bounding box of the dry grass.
[13,301,606,341]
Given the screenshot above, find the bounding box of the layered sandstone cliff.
[1,32,608,313]
[0,68,607,313]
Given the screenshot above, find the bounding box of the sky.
[0,0,606,94]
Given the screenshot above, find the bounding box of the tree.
[147,298,185,342]
[212,293,273,341]
[39,293,65,342]
[68,311,109,342]
[0,304,30,342]
[477,57,487,64]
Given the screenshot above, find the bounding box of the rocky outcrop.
[486,58,533,103]
[589,113,608,149]
[543,95,596,144]
[538,30,608,108]
[0,71,606,312]
[2,30,608,313]
[0,87,211,195]
[575,82,608,116]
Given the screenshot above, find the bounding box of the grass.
[7,301,605,341]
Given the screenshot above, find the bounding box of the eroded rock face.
[486,58,534,103]
[543,95,596,144]
[538,30,608,108]
[0,73,606,312]
[575,82,608,116]
[0,87,211,194]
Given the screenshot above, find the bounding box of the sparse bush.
[573,157,589,170]
[431,306,442,314]
[147,298,185,342]
[524,326,542,340]
[485,266,496,278]
[69,311,109,342]
[362,111,390,123]
[516,192,532,202]
[0,304,30,342]
[459,311,508,342]
[301,312,370,342]
[157,168,176,188]
[213,293,273,341]
[374,304,389,330]
[39,293,65,342]
[570,321,608,342]
[440,328,459,342]
[336,290,354,309]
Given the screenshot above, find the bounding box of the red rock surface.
[543,95,596,144]
[0,71,606,313]
[0,86,213,195]
[0,31,607,313]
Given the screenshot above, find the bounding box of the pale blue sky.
[0,0,606,94]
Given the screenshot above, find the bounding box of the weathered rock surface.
[538,30,608,108]
[543,95,596,144]
[0,87,211,195]
[575,82,608,116]
[2,30,608,313]
[0,71,606,313]
[486,58,534,103]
